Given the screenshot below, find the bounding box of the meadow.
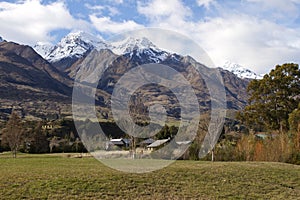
[0,153,300,199]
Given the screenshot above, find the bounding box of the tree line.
[0,115,179,158]
[0,116,88,157]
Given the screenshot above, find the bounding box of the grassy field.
[0,153,300,199]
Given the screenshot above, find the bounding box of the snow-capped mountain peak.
[59,31,108,49]
[34,42,54,58]
[222,61,263,79]
[34,31,170,65]
[33,31,265,79]
[109,36,169,63]
[34,31,110,62]
[110,36,160,55]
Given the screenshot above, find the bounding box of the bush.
[287,152,300,165]
[187,142,200,160]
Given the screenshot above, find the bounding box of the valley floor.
[0,153,300,199]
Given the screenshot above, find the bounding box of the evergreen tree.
[239,63,300,131]
[289,104,300,152]
[29,122,49,153]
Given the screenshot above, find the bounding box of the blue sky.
[0,0,300,74]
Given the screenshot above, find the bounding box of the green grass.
[0,153,300,199]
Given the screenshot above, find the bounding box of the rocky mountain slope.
[0,41,73,120]
[0,41,71,98]
[0,32,254,120]
[75,46,249,116]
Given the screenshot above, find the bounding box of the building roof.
[109,138,131,145]
[147,139,169,148]
[176,141,192,145]
[139,138,155,145]
[122,138,131,145]
[110,138,124,145]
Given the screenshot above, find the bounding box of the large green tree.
[289,103,300,132]
[28,122,49,153]
[239,63,300,131]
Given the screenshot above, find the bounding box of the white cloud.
[108,0,124,4]
[0,0,89,45]
[84,4,105,11]
[85,3,120,16]
[136,0,300,74]
[137,0,191,23]
[90,15,143,34]
[107,6,120,16]
[194,15,300,74]
[196,0,215,9]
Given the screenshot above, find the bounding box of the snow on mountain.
[110,36,169,63]
[111,37,160,54]
[222,61,263,79]
[35,31,263,75]
[0,36,3,43]
[34,31,171,64]
[34,31,110,62]
[33,42,54,58]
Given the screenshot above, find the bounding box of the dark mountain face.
[93,50,248,111]
[0,42,73,119]
[51,49,92,73]
[0,42,72,97]
[7,42,72,84]
[219,68,250,109]
[70,50,249,121]
[0,40,250,120]
[94,53,208,118]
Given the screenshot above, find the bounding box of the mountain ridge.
[33,31,262,80]
[0,33,252,120]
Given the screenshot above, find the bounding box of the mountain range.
[0,31,259,120]
[34,31,262,80]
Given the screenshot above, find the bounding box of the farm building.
[139,138,156,148]
[147,138,170,151]
[105,138,131,150]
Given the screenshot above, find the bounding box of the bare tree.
[116,98,149,159]
[49,136,60,153]
[197,116,213,161]
[1,111,25,158]
[116,117,138,159]
[198,114,224,162]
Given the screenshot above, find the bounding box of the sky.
[0,0,300,74]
